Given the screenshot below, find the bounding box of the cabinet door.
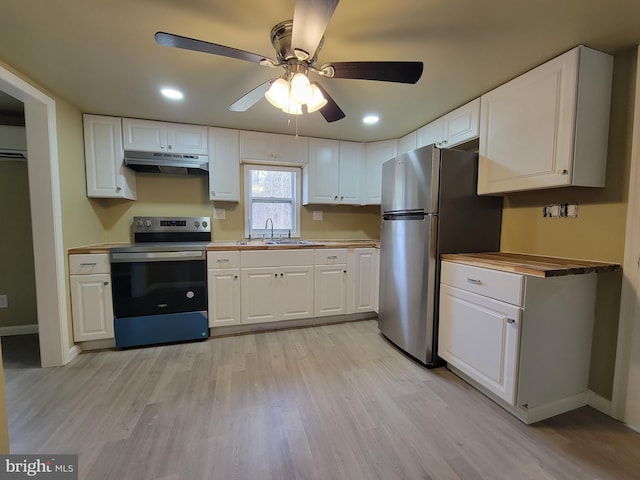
[241,267,278,324]
[416,119,444,148]
[443,98,480,147]
[278,265,315,321]
[304,138,339,204]
[70,273,114,342]
[363,139,398,205]
[348,248,377,314]
[208,268,241,327]
[398,131,417,155]
[121,118,167,152]
[239,131,273,162]
[315,265,347,317]
[166,123,208,154]
[338,141,364,205]
[83,115,136,199]
[438,284,520,405]
[478,49,579,194]
[208,127,240,201]
[273,134,309,164]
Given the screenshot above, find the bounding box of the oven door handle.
[110,251,206,262]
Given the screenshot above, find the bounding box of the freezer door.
[381,145,440,214]
[378,213,438,364]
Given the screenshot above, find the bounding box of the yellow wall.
[101,171,380,242]
[500,47,637,399]
[0,160,37,330]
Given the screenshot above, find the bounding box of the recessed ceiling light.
[161,88,184,100]
[362,115,379,125]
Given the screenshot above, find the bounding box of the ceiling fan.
[154,0,423,123]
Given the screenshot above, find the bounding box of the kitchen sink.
[264,239,318,245]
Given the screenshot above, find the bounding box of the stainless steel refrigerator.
[378,145,502,366]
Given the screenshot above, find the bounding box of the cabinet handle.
[80,262,97,266]
[465,277,483,285]
[340,196,344,201]
[334,195,338,200]
[216,259,230,264]
[280,273,284,277]
[327,255,338,260]
[116,186,122,192]
[506,318,516,324]
[274,273,278,277]
[103,281,109,286]
[343,270,347,274]
[234,275,238,279]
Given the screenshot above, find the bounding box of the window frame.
[243,164,301,239]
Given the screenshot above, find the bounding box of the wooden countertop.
[440,252,620,278]
[69,240,379,254]
[206,240,379,251]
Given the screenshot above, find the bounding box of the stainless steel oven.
[110,216,211,349]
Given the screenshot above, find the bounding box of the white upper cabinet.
[208,127,240,202]
[398,130,417,155]
[304,138,340,204]
[363,139,398,205]
[478,46,613,195]
[303,139,364,205]
[417,98,480,149]
[338,141,364,205]
[121,118,208,154]
[239,130,309,165]
[83,114,136,199]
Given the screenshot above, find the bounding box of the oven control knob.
[135,219,143,228]
[144,219,152,228]
[202,221,208,228]
[194,221,200,228]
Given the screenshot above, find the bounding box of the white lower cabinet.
[438,260,598,423]
[207,251,241,327]
[69,254,114,342]
[347,248,379,314]
[240,250,314,324]
[314,249,348,317]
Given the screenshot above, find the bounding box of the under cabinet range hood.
[123,150,209,175]
[0,125,27,160]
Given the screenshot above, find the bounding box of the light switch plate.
[0,294,7,309]
[313,210,323,221]
[213,207,225,220]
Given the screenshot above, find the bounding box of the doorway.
[0,63,71,368]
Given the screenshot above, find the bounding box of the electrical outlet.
[0,294,8,309]
[543,203,578,218]
[313,210,323,221]
[213,207,225,220]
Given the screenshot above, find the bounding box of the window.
[244,164,301,238]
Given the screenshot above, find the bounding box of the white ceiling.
[0,0,639,142]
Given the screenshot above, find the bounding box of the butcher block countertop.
[440,252,620,278]
[69,240,379,254]
[206,240,379,251]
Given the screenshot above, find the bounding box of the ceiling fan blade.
[228,80,274,112]
[155,32,272,65]
[291,0,340,61]
[312,82,345,123]
[323,61,424,84]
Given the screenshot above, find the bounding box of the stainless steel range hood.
[124,151,209,175]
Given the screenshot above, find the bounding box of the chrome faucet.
[265,218,274,240]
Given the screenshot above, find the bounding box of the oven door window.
[111,260,207,317]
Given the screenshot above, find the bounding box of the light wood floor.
[3,320,640,479]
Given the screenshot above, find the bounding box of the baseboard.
[588,390,612,416]
[67,345,81,363]
[0,324,38,336]
[522,391,589,424]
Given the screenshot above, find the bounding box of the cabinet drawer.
[314,248,347,265]
[440,261,523,306]
[69,254,110,274]
[207,251,240,269]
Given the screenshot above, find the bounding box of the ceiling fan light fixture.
[306,84,328,113]
[265,78,290,109]
[290,72,312,104]
[281,97,303,115]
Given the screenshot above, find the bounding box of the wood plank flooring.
[3,320,640,479]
